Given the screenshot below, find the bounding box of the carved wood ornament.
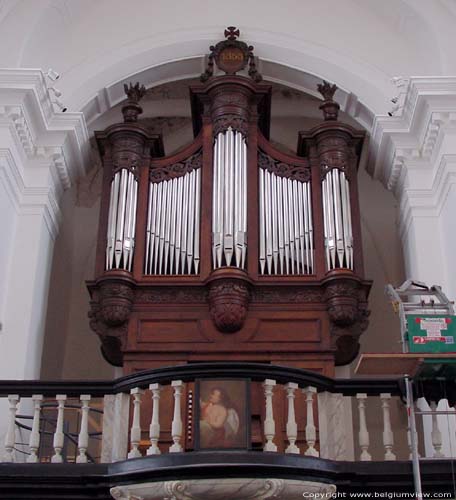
[88,28,371,372]
[258,150,311,182]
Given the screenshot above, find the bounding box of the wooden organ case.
[87,29,372,380]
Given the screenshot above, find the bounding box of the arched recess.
[80,57,376,134]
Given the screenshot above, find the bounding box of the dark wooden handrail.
[0,362,402,397]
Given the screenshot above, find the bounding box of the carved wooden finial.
[224,26,240,40]
[122,82,147,122]
[200,27,262,83]
[317,80,340,121]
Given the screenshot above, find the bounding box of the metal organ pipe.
[212,127,247,269]
[258,168,314,275]
[144,166,201,275]
[321,168,353,270]
[105,169,138,272]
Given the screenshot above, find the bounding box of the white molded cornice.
[0,69,90,237]
[0,68,90,192]
[369,77,456,193]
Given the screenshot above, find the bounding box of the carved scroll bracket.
[207,269,252,333]
[88,271,136,366]
[323,272,371,365]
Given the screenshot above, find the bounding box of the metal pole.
[405,374,422,498]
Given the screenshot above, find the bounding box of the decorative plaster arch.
[79,52,377,133]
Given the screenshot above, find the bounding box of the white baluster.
[357,393,371,461]
[51,394,66,463]
[76,395,91,463]
[128,388,144,459]
[263,379,277,452]
[27,394,43,463]
[170,380,184,453]
[147,384,162,455]
[380,393,396,461]
[285,383,299,454]
[3,395,19,462]
[430,400,444,458]
[304,386,319,457]
[407,401,420,460]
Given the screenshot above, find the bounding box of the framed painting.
[194,378,250,450]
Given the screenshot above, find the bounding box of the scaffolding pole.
[405,376,422,498]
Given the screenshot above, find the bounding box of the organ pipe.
[145,169,201,275]
[212,127,248,269]
[322,168,353,270]
[258,170,314,275]
[106,169,138,272]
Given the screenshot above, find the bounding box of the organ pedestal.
[87,29,371,376]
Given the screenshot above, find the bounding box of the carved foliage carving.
[213,114,248,137]
[111,137,145,179]
[317,136,357,180]
[122,82,146,122]
[212,90,250,108]
[88,280,135,367]
[210,84,251,137]
[208,278,250,333]
[150,151,202,183]
[135,287,208,303]
[258,150,311,182]
[317,80,340,121]
[99,281,134,326]
[251,287,323,303]
[323,278,370,365]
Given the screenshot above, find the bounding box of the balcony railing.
[0,363,453,465]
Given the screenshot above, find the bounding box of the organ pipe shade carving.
[322,168,353,270]
[212,127,247,269]
[106,169,138,271]
[145,168,201,275]
[259,168,314,275]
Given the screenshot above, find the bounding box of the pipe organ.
[212,127,247,269]
[322,167,353,271]
[88,29,372,376]
[106,167,138,272]
[258,152,314,275]
[145,159,202,275]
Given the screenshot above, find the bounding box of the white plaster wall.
[0,162,17,325]
[358,166,405,354]
[1,0,454,121]
[440,183,456,301]
[41,176,114,380]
